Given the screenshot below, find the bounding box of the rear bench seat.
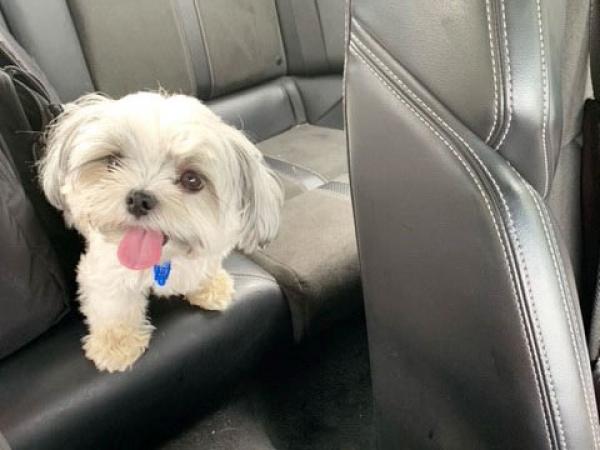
[0,0,359,448]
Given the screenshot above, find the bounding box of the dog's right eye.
[105,153,122,170]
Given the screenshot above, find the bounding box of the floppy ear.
[226,128,284,253]
[39,93,110,211]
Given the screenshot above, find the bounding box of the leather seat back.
[0,0,346,140]
[345,0,600,448]
[350,0,567,197]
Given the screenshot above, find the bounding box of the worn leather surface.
[251,188,359,341]
[0,253,291,450]
[69,0,196,98]
[346,1,600,447]
[209,79,347,197]
[194,0,286,98]
[258,124,347,182]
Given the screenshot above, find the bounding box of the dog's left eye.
[179,170,205,192]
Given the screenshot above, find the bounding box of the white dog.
[39,92,283,373]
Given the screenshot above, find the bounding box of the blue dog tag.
[153,261,171,287]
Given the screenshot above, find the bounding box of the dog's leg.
[78,271,153,372]
[187,268,234,311]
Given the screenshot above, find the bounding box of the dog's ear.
[225,128,284,253]
[39,93,110,211]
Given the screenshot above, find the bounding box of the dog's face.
[39,92,283,259]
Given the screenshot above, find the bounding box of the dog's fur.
[39,92,283,372]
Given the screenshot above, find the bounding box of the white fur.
[39,92,283,372]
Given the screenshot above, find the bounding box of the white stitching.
[348,43,555,450]
[494,0,513,150]
[524,182,600,449]
[484,0,499,144]
[535,0,550,197]
[547,215,600,448]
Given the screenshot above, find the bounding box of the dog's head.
[39,92,283,262]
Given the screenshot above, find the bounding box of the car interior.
[1,0,600,449]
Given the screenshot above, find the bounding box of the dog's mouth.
[117,227,168,270]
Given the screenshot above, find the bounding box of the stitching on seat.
[529,186,600,449]
[350,44,561,448]
[535,0,550,197]
[524,183,600,449]
[349,42,559,449]
[545,205,600,448]
[484,0,499,144]
[494,0,513,151]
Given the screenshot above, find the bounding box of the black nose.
[126,190,157,218]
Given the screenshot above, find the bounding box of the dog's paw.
[187,269,234,311]
[82,324,153,373]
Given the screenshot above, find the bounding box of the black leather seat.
[346,0,600,448]
[0,255,290,450]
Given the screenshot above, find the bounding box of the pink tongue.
[117,228,163,270]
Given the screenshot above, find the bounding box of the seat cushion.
[250,188,361,340]
[0,253,291,450]
[258,124,348,198]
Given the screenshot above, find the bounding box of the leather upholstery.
[295,76,344,129]
[68,0,196,98]
[276,0,345,75]
[0,9,7,30]
[0,0,94,103]
[208,78,299,143]
[346,0,600,448]
[208,78,347,197]
[351,0,564,198]
[250,188,359,340]
[258,124,347,183]
[0,253,291,450]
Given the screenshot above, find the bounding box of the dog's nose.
[126,190,157,218]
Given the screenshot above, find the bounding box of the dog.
[39,92,283,372]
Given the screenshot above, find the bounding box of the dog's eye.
[105,153,122,170]
[179,170,205,192]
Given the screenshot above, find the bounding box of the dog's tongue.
[117,228,163,270]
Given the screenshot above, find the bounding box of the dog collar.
[153,261,171,286]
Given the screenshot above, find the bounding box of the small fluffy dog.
[39,92,283,372]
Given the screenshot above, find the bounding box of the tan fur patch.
[77,161,108,188]
[82,324,153,372]
[187,269,234,311]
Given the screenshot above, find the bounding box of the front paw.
[187,269,234,311]
[82,324,153,373]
